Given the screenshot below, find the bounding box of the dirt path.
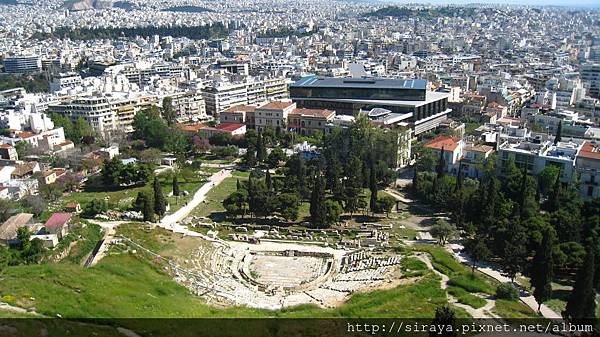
[416,253,498,319]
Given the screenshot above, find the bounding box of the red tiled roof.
[424,135,462,152]
[578,141,600,160]
[17,131,34,139]
[178,123,206,132]
[0,144,13,149]
[289,108,335,119]
[223,104,256,113]
[259,101,295,110]
[43,213,72,230]
[215,123,245,132]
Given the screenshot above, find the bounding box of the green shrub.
[495,282,519,300]
[1,295,16,304]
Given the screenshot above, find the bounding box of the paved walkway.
[158,169,232,236]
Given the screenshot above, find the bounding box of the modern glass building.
[289,76,451,135]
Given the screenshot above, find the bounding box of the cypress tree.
[430,305,457,337]
[236,179,241,191]
[265,169,273,191]
[564,247,596,321]
[310,173,327,228]
[172,175,180,197]
[153,176,167,217]
[554,120,562,145]
[531,228,555,313]
[256,131,266,163]
[436,147,446,179]
[369,162,378,214]
[141,192,155,222]
[412,166,419,192]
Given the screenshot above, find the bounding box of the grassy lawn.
[61,222,104,265]
[492,299,539,318]
[447,286,487,309]
[58,171,208,217]
[414,244,496,295]
[191,175,247,219]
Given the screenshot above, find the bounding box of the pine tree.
[554,120,562,145]
[564,247,596,321]
[310,172,327,228]
[172,175,180,197]
[153,176,167,217]
[531,227,555,312]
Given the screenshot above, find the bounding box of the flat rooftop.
[291,76,427,90]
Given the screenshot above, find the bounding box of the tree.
[430,219,456,245]
[265,169,273,191]
[309,173,327,228]
[554,120,562,145]
[14,141,32,159]
[564,246,596,321]
[276,193,300,222]
[538,166,560,197]
[435,147,446,179]
[369,163,378,215]
[138,148,163,164]
[531,227,555,313]
[267,147,286,168]
[244,146,257,167]
[429,305,456,337]
[140,192,155,222]
[223,190,249,218]
[172,175,180,197]
[256,132,266,163]
[324,200,343,226]
[16,227,31,250]
[464,235,490,274]
[162,97,177,125]
[153,176,167,217]
[501,219,528,282]
[0,199,14,223]
[83,199,109,218]
[378,196,396,217]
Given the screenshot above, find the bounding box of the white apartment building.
[47,93,158,135]
[163,91,207,122]
[202,76,288,117]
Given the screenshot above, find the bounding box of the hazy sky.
[386,0,600,9]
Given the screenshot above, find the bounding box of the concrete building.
[576,141,600,199]
[47,93,158,135]
[254,101,296,131]
[287,108,336,136]
[581,64,600,98]
[202,77,288,117]
[423,135,465,175]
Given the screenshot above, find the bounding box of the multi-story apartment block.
[164,91,207,122]
[202,77,289,117]
[581,63,600,98]
[47,93,158,135]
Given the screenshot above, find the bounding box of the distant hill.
[63,0,113,11]
[0,0,18,5]
[365,6,493,19]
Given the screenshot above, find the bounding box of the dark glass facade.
[290,86,426,101]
